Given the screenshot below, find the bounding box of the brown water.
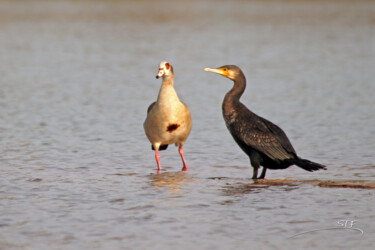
[1,0,374,249]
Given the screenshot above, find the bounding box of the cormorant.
[204,65,326,179]
[144,62,192,172]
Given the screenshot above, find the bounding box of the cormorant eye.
[223,68,227,71]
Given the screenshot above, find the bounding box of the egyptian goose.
[144,62,192,172]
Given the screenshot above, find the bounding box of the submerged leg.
[259,167,267,179]
[155,150,161,172]
[178,146,189,171]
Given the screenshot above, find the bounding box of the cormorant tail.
[293,158,327,172]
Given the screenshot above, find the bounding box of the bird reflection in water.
[221,180,299,197]
[149,171,197,196]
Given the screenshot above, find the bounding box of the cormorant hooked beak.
[204,67,229,77]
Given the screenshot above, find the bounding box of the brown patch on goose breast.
[166,123,180,133]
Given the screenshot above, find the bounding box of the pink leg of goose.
[155,150,161,172]
[179,146,189,171]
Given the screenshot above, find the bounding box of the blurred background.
[1,0,374,249]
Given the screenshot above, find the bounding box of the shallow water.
[1,0,374,249]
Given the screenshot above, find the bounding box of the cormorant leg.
[249,153,262,179]
[155,150,161,172]
[178,146,189,171]
[259,167,267,179]
[251,167,259,179]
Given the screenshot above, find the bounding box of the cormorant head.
[156,61,174,79]
[204,65,243,81]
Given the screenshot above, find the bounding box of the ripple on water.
[1,1,375,249]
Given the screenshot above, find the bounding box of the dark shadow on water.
[220,179,301,197]
[219,178,375,197]
[221,183,272,196]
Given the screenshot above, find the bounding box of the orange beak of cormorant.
[204,67,229,77]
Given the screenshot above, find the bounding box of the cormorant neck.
[223,72,246,108]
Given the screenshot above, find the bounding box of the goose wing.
[147,101,156,114]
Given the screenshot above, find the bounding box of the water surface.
[1,0,374,249]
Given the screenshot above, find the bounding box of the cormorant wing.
[230,107,297,161]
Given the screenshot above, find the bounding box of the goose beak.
[156,68,164,79]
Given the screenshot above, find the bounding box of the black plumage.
[204,65,326,179]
